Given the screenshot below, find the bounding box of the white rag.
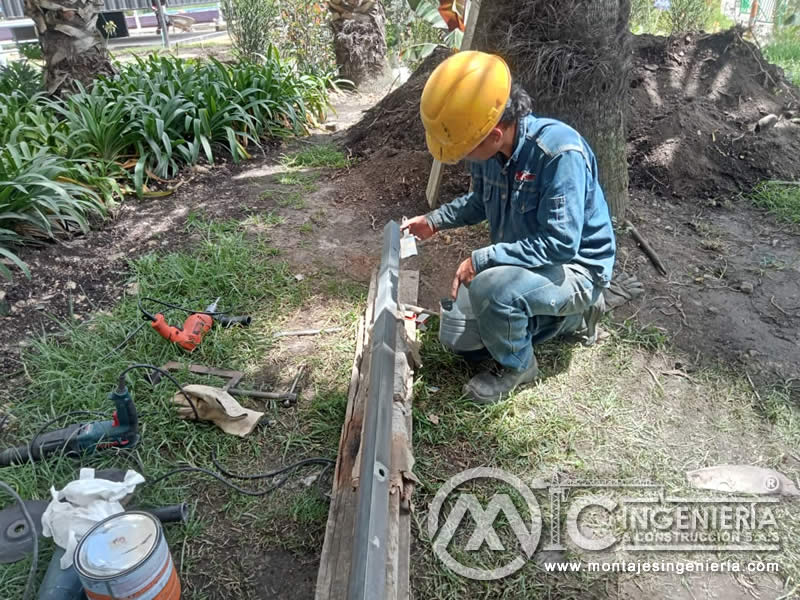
[41,468,145,568]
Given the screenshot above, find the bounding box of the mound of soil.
[345,29,800,201]
[629,29,800,199]
[345,48,449,156]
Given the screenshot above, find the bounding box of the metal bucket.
[439,284,485,354]
[74,511,180,600]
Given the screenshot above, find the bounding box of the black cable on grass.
[118,363,200,421]
[147,464,318,497]
[146,453,335,497]
[137,296,227,322]
[0,414,10,440]
[211,450,334,480]
[101,320,149,360]
[0,480,38,600]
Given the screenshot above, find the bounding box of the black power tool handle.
[0,424,84,467]
[217,314,252,327]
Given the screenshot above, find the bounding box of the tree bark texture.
[328,0,388,87]
[24,0,115,96]
[472,0,632,220]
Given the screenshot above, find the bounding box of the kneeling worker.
[403,51,616,404]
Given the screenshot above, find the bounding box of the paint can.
[74,511,180,600]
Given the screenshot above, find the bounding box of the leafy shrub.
[0,145,107,279]
[630,0,734,34]
[16,41,43,61]
[667,0,714,32]
[385,0,443,68]
[0,51,337,279]
[0,61,43,97]
[221,0,279,61]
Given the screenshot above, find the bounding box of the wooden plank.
[316,270,377,600]
[461,0,482,50]
[426,160,445,209]
[317,269,419,600]
[424,0,483,209]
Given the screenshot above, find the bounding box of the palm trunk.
[473,0,632,220]
[24,0,115,96]
[328,0,388,87]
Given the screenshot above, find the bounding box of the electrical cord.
[146,461,329,497]
[137,296,227,322]
[0,413,10,441]
[101,320,149,360]
[118,363,200,421]
[213,450,333,474]
[0,480,38,600]
[211,450,334,480]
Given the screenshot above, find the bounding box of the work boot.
[463,355,539,404]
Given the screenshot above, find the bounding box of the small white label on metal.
[400,232,418,259]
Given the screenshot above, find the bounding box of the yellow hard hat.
[420,51,511,164]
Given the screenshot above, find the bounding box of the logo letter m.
[434,493,537,558]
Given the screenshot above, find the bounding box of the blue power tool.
[0,379,139,467]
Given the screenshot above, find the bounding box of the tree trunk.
[472,0,632,221]
[24,0,114,96]
[328,0,389,87]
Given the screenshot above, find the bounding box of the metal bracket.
[147,362,243,391]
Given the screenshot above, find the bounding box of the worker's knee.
[468,266,526,315]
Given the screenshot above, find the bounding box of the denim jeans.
[467,263,601,371]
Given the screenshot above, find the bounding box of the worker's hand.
[402,215,436,241]
[450,257,476,299]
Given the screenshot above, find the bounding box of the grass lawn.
[0,210,364,599]
[751,180,800,224]
[764,26,800,86]
[411,319,800,597]
[2,118,800,599]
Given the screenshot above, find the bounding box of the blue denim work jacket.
[426,114,616,287]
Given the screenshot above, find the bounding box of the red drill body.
[150,300,217,352]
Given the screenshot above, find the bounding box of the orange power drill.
[147,298,219,352]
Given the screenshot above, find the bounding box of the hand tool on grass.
[139,297,219,352]
[119,297,252,355]
[148,362,299,402]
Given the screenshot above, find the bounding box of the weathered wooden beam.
[315,270,377,600]
[316,266,419,600]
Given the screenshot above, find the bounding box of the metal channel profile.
[347,221,400,600]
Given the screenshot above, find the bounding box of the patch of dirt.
[620,30,800,390]
[344,48,449,157]
[616,188,800,390]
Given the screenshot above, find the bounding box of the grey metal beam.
[347,220,400,600]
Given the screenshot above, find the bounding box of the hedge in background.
[0,50,338,279]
